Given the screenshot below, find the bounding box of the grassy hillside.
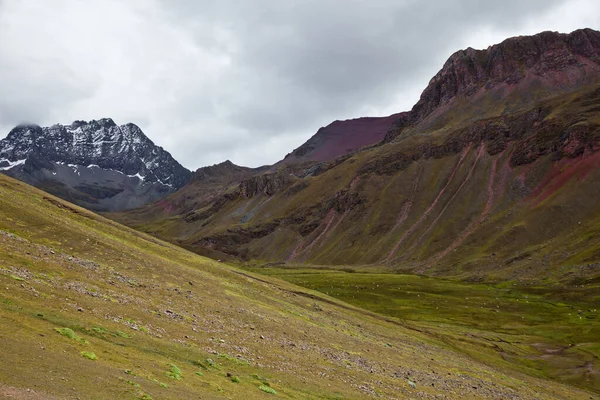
[4,174,596,398]
[249,265,600,393]
[114,85,600,283]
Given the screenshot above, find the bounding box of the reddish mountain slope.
[280,113,404,164]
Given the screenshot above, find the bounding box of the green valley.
[0,164,595,399]
[247,265,600,392]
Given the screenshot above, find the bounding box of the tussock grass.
[54,327,88,343]
[80,351,97,360]
[258,384,276,394]
[166,363,182,380]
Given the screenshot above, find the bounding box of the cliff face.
[0,119,191,211]
[410,28,600,124]
[237,172,295,198]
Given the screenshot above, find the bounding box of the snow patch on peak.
[0,158,26,171]
[127,172,145,181]
[1,117,192,193]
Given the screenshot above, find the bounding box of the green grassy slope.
[250,266,600,393]
[4,174,595,399]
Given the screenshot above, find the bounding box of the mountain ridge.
[110,28,600,282]
[279,28,600,165]
[0,118,191,211]
[385,28,600,141]
[279,113,404,164]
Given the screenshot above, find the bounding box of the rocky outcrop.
[383,29,600,144]
[368,90,600,176]
[193,221,281,259]
[237,172,295,198]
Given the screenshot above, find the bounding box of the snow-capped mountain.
[0,118,191,211]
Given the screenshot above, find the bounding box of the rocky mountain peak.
[411,28,600,123]
[0,119,191,211]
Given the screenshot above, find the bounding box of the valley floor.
[245,264,600,394]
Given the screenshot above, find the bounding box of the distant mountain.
[280,114,403,164]
[111,159,271,260]
[0,118,191,211]
[111,28,600,281]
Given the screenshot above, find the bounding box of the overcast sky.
[0,0,599,170]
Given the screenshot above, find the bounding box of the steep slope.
[111,29,600,281]
[0,118,191,211]
[387,28,600,139]
[2,174,592,399]
[115,84,600,280]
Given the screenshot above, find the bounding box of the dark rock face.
[193,221,281,259]
[0,118,191,211]
[237,172,295,198]
[411,29,600,123]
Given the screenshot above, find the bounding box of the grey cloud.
[0,0,597,169]
[162,0,568,134]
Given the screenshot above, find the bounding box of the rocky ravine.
[0,118,191,211]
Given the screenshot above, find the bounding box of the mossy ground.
[249,265,600,392]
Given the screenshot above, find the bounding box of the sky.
[0,0,599,170]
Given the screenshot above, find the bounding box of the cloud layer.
[1,0,599,169]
